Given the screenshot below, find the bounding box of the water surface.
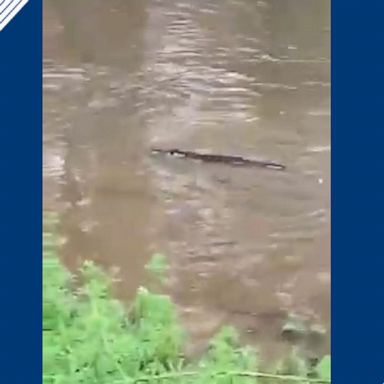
[43,0,330,359]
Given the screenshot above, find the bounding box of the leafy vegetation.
[43,212,331,384]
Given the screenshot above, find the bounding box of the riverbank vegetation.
[43,212,331,384]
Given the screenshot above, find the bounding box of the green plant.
[43,212,331,384]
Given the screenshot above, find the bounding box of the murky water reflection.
[43,0,330,359]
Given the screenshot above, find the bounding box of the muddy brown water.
[43,0,330,360]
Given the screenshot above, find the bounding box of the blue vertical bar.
[332,1,384,383]
[0,1,42,383]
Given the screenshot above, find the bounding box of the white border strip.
[0,0,29,31]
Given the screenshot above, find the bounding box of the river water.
[43,0,330,360]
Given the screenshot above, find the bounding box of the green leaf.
[316,355,331,380]
[145,253,168,281]
[43,210,330,384]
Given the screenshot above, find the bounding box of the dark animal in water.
[150,148,286,170]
